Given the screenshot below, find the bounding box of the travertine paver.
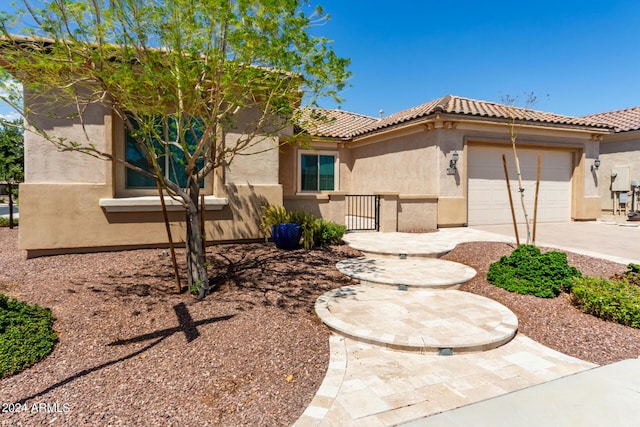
[316,285,517,353]
[336,257,477,289]
[294,335,596,427]
[342,229,514,258]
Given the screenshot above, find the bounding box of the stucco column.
[327,191,347,225]
[378,192,399,232]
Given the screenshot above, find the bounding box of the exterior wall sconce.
[447,150,459,175]
[591,157,601,172]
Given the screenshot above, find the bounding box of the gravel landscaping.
[1,227,640,425]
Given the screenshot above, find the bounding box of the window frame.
[296,149,339,194]
[114,114,214,197]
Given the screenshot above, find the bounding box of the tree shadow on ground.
[206,243,359,314]
[14,303,233,405]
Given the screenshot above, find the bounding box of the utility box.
[611,166,630,192]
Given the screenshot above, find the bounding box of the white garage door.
[467,146,572,226]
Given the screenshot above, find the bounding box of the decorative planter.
[271,223,302,250]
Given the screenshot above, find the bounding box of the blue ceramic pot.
[271,223,302,250]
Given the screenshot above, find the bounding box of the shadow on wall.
[209,183,270,240]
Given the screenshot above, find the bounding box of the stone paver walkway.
[295,227,604,426]
[315,286,517,353]
[336,257,476,289]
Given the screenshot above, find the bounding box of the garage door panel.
[468,147,571,226]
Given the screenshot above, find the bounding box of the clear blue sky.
[310,0,640,118]
[2,1,640,119]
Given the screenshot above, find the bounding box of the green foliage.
[0,119,23,183]
[1,0,350,298]
[610,263,640,287]
[0,217,18,227]
[487,245,581,298]
[0,294,57,378]
[261,204,293,232]
[260,204,346,249]
[314,219,347,247]
[571,277,640,329]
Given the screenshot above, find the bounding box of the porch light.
[449,150,459,169]
[591,157,601,172]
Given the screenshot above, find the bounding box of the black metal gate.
[345,194,380,231]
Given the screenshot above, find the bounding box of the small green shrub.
[572,277,640,328]
[487,245,581,298]
[0,294,58,378]
[0,217,18,227]
[314,219,346,246]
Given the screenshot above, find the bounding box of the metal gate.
[345,194,380,231]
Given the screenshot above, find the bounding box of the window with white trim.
[298,150,338,192]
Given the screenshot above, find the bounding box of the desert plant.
[0,294,58,378]
[261,205,292,233]
[571,276,640,329]
[487,245,581,298]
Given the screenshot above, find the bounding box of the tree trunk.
[185,178,209,300]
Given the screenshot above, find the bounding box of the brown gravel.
[444,241,640,365]
[2,228,640,426]
[0,228,359,426]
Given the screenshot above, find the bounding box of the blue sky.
[2,1,640,119]
[310,0,640,118]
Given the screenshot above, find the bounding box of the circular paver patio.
[336,257,477,289]
[316,285,518,353]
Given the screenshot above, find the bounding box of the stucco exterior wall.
[598,133,640,213]
[349,130,438,194]
[19,182,282,255]
[20,97,288,256]
[24,89,111,184]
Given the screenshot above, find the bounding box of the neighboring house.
[283,95,610,231]
[583,107,640,213]
[19,92,639,257]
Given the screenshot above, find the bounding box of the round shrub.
[0,294,58,378]
[487,245,581,298]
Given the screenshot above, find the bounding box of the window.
[298,150,337,192]
[125,116,205,189]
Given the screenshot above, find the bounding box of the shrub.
[487,245,581,298]
[314,219,346,247]
[0,217,18,227]
[610,263,640,287]
[571,277,640,329]
[0,294,58,378]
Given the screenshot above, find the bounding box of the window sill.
[99,196,228,213]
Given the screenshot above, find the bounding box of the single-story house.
[17,93,640,257]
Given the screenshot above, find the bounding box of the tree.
[502,92,540,245]
[0,0,350,299]
[0,118,23,184]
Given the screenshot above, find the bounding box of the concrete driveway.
[471,221,640,265]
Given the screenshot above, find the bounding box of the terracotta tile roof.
[583,106,640,133]
[296,108,378,139]
[300,95,612,139]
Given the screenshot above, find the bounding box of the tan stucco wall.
[19,182,282,255]
[24,89,111,184]
[277,121,604,230]
[349,130,438,194]
[598,133,640,212]
[20,97,289,255]
[397,195,438,231]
